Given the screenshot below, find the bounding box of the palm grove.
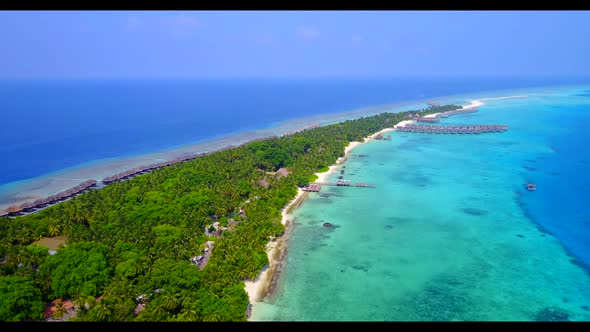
[0,105,459,321]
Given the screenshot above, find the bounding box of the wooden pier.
[397,124,508,134]
[302,180,376,192]
[302,183,321,192]
[316,180,377,188]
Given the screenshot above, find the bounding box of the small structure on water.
[375,133,384,140]
[336,180,351,186]
[303,183,321,192]
[526,183,537,191]
[397,123,508,134]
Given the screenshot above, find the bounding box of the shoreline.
[242,131,370,317]
[0,93,530,212]
[0,102,427,212]
[241,111,437,319]
[243,94,530,320]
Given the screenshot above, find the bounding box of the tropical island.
[0,104,461,322]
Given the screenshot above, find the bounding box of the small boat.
[526,183,537,191]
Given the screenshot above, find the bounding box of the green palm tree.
[73,293,86,310]
[94,302,111,321]
[160,292,179,312]
[48,224,60,237]
[202,311,221,322]
[152,304,167,319]
[181,309,198,321]
[84,296,96,310]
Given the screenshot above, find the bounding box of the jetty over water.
[303,180,376,192]
[397,124,508,134]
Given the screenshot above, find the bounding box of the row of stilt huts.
[0,135,283,217]
[397,124,508,134]
[400,105,508,134]
[0,180,98,217]
[281,123,321,137]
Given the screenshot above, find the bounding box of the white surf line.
[461,95,529,110]
[462,99,485,109]
[479,95,529,101]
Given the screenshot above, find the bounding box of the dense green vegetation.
[316,166,330,173]
[0,105,460,321]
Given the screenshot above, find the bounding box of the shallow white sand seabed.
[244,94,532,320]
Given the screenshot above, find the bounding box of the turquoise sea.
[252,85,590,321]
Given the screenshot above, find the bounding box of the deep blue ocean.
[1,77,587,185]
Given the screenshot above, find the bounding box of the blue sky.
[1,11,590,79]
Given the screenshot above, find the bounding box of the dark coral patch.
[462,208,489,216]
[351,265,369,272]
[534,307,570,321]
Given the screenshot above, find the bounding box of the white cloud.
[295,26,320,40]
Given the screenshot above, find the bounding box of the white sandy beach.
[394,120,416,128]
[243,94,532,318]
[243,187,305,304]
[243,121,412,312]
[480,95,528,101]
[463,99,484,109]
[243,134,372,308]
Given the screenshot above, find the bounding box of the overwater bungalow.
[375,133,384,140]
[19,202,35,212]
[32,198,47,208]
[302,183,321,192]
[6,205,23,215]
[526,183,537,191]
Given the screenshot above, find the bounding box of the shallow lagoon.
[252,86,590,321]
